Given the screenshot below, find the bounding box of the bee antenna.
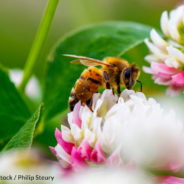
[136,80,142,92]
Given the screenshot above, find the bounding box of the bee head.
[121,64,140,89]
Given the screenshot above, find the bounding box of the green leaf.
[0,67,31,141]
[43,21,151,120]
[35,109,68,148]
[3,104,43,151]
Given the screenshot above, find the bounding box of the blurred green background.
[0,0,180,81]
[1,0,184,153]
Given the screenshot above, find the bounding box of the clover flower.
[0,149,60,183]
[61,167,155,184]
[157,176,184,184]
[50,89,184,173]
[50,90,122,171]
[144,5,184,96]
[9,69,41,101]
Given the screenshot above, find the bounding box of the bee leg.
[112,88,115,95]
[136,80,142,92]
[117,85,121,97]
[116,77,121,96]
[104,71,110,89]
[86,98,93,112]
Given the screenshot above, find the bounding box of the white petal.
[161,11,170,37]
[61,125,74,143]
[80,106,93,129]
[84,129,97,147]
[145,54,160,63]
[120,89,135,102]
[167,45,184,63]
[67,112,73,126]
[168,40,184,48]
[142,66,154,74]
[55,144,71,164]
[101,117,122,154]
[150,29,169,50]
[94,89,118,117]
[92,93,101,111]
[168,8,182,41]
[70,123,83,142]
[165,57,180,68]
[144,39,167,60]
[71,168,154,184]
[91,116,102,136]
[135,92,146,101]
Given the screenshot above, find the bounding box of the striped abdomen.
[69,67,103,111]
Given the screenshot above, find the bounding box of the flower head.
[157,176,184,184]
[144,5,184,96]
[50,89,184,172]
[0,149,60,182]
[9,69,41,101]
[50,90,121,171]
[62,167,155,184]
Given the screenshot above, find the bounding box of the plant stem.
[19,0,59,93]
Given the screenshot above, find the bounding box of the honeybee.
[64,54,142,111]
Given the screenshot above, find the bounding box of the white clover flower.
[118,91,184,172]
[144,5,184,96]
[50,89,184,173]
[0,149,61,184]
[161,6,184,44]
[62,167,155,184]
[9,69,42,101]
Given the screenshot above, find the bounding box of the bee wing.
[70,59,84,65]
[70,59,98,66]
[63,54,112,67]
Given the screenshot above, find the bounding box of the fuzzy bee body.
[65,55,141,111]
[69,67,103,111]
[103,57,129,89]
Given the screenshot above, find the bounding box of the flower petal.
[143,66,154,74]
[70,123,83,142]
[158,176,184,184]
[72,101,82,128]
[145,54,160,63]
[55,144,71,167]
[150,29,168,51]
[165,57,180,68]
[168,6,183,42]
[84,129,97,147]
[94,89,118,117]
[153,77,171,85]
[106,148,122,167]
[49,146,56,155]
[55,128,74,154]
[61,125,74,143]
[167,45,184,64]
[171,72,184,87]
[166,85,183,96]
[71,147,87,169]
[144,39,167,60]
[80,105,92,129]
[78,139,92,160]
[150,62,178,79]
[90,141,105,163]
[161,11,170,37]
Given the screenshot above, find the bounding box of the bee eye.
[124,68,131,79]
